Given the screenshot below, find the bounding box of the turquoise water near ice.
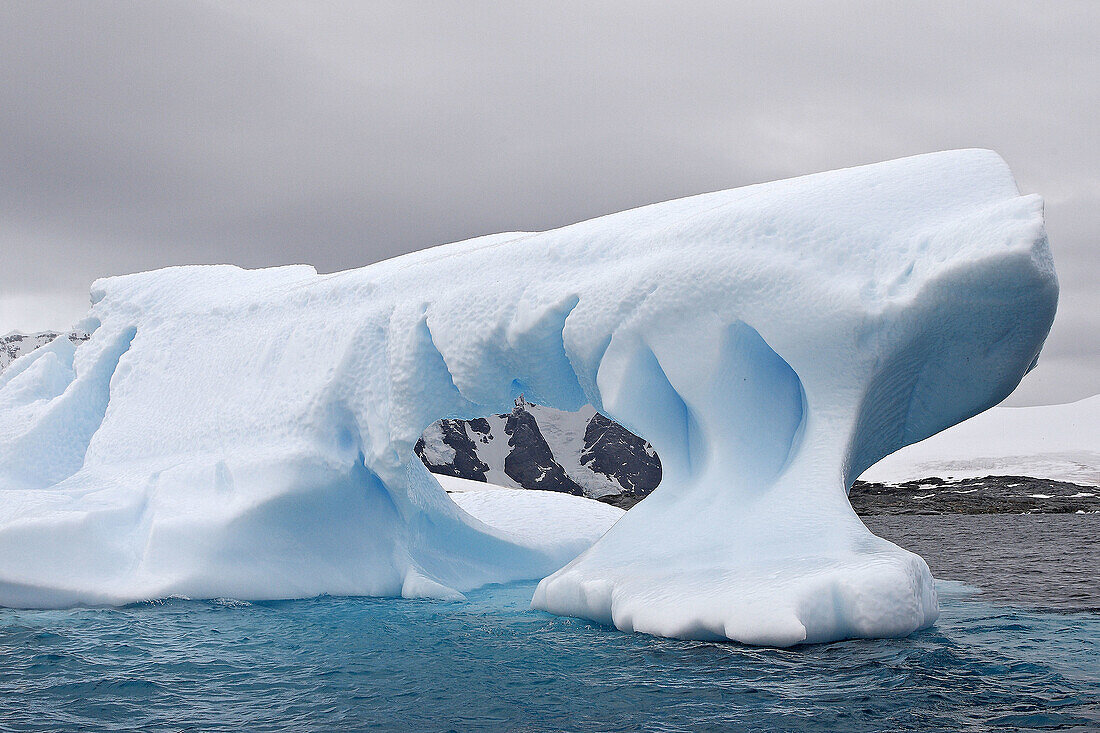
[1,579,1097,732]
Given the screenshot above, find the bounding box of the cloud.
[0,1,1095,403]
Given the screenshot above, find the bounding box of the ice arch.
[0,150,1057,645]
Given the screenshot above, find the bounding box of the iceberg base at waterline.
[0,150,1057,646]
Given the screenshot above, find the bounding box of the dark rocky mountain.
[416,396,661,503]
[581,413,662,496]
[502,402,587,497]
[417,418,492,483]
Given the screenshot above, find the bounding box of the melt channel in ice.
[0,149,1057,646]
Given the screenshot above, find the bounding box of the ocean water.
[1,515,1097,732]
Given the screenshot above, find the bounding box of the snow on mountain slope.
[861,394,1098,486]
[0,150,1057,646]
[1,332,89,372]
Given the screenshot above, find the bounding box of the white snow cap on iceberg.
[0,150,1056,646]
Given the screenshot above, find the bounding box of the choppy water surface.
[1,515,1097,732]
[866,513,1100,611]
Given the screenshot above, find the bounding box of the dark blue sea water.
[1,515,1097,732]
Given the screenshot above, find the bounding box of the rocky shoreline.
[850,475,1098,515]
[596,475,1099,514]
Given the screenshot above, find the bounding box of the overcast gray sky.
[0,1,1095,405]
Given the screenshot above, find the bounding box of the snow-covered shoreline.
[860,395,1098,487]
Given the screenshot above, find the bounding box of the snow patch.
[417,422,456,466]
[443,475,623,553]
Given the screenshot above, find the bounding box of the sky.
[0,1,1095,406]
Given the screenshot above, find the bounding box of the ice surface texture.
[0,150,1056,645]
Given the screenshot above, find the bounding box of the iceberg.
[0,150,1056,645]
